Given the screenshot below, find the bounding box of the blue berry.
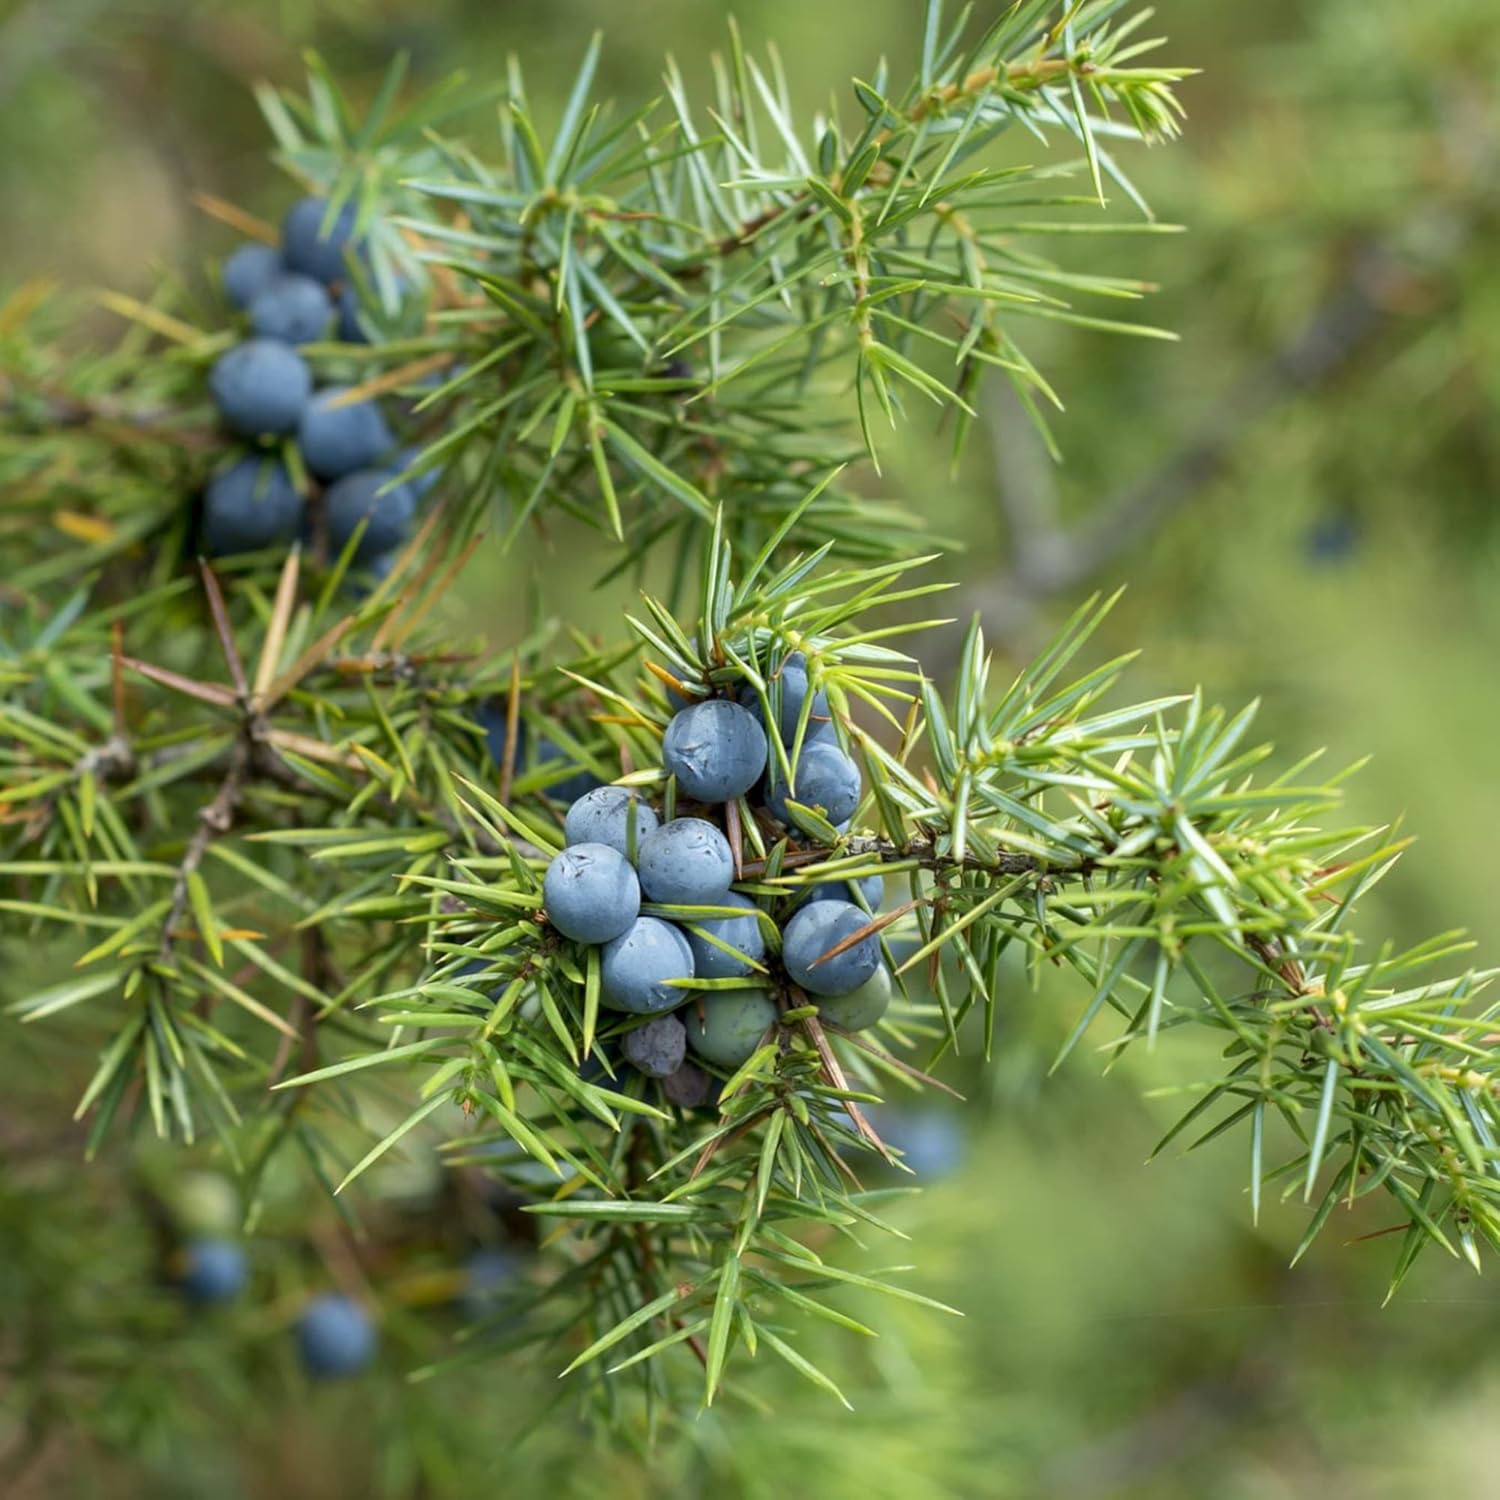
[208,339,311,437]
[683,988,779,1070]
[741,654,832,743]
[637,818,734,906]
[394,446,439,502]
[298,387,394,480]
[472,714,601,804]
[533,734,603,805]
[1304,512,1360,565]
[295,1293,377,1379]
[600,916,695,1013]
[782,898,879,997]
[564,786,659,859]
[661,1061,720,1110]
[474,700,511,763]
[337,283,370,344]
[684,890,765,979]
[622,1013,687,1078]
[178,1238,248,1305]
[222,242,282,310]
[867,1107,965,1178]
[248,272,333,344]
[805,874,884,911]
[281,196,359,285]
[324,470,415,562]
[662,699,767,803]
[461,1249,521,1317]
[766,740,861,828]
[201,456,303,555]
[815,964,890,1031]
[542,843,640,944]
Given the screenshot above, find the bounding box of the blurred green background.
[3,0,1499,1495]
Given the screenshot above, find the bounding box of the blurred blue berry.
[324,470,415,562]
[248,273,333,344]
[201,456,303,556]
[222,242,282,310]
[178,1239,248,1305]
[298,387,394,480]
[295,1293,377,1379]
[281,196,359,285]
[208,339,311,438]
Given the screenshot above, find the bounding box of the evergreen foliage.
[4,0,1495,1455]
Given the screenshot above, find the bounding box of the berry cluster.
[536,652,891,1103]
[172,1235,524,1379]
[172,1236,377,1378]
[203,196,432,564]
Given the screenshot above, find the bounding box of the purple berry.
[622,1013,687,1078]
[661,1061,719,1110]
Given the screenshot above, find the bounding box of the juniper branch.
[156,734,253,961]
[10,0,1494,1441]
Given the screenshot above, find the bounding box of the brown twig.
[625,1127,708,1370]
[15,733,135,842]
[156,736,252,962]
[197,558,248,700]
[1,368,217,450]
[960,222,1479,659]
[740,832,1082,881]
[800,1012,894,1164]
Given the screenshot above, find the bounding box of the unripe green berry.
[683,987,779,1069]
